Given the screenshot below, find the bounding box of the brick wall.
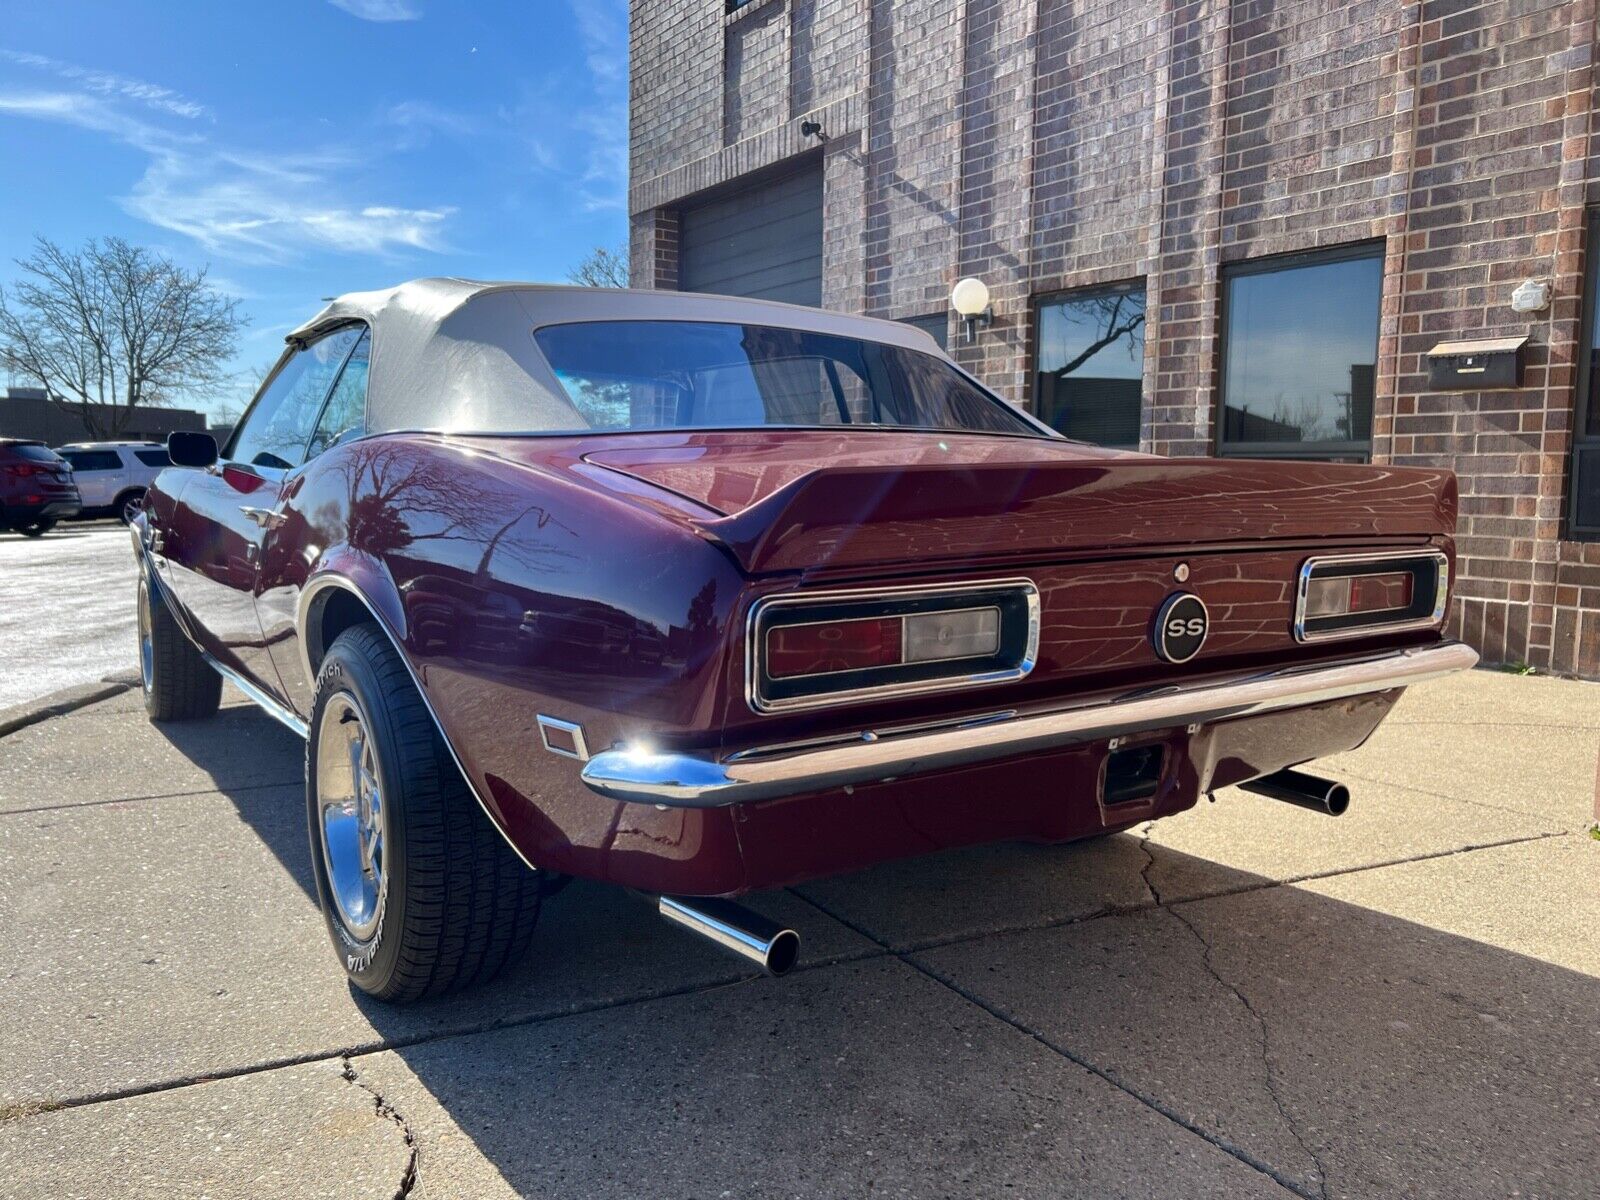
[628,0,1600,679]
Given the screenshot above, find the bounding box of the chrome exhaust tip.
[659,895,801,977]
[1239,768,1350,816]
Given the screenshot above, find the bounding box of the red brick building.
[629,0,1600,678]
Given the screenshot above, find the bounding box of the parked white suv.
[54,442,171,524]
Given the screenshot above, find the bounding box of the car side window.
[134,448,171,468]
[228,326,363,471]
[307,328,370,459]
[61,450,122,471]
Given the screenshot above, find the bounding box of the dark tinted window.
[1034,285,1146,447]
[4,443,60,463]
[61,450,122,471]
[901,313,950,352]
[134,449,171,467]
[229,326,363,470]
[533,321,1036,437]
[1220,247,1382,458]
[308,328,371,458]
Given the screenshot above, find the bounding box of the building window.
[1570,215,1600,538]
[1219,244,1383,460]
[1033,283,1146,447]
[901,313,949,352]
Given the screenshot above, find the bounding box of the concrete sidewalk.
[0,670,1595,1198]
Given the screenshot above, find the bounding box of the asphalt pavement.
[0,521,136,710]
[0,529,1597,1198]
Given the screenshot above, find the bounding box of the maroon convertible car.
[132,279,1476,1001]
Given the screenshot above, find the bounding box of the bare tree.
[0,236,244,438]
[567,244,630,288]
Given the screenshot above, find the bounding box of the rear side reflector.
[1294,551,1447,642]
[749,581,1039,713]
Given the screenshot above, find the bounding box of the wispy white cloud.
[328,0,421,22]
[0,80,453,261]
[566,0,628,212]
[0,49,206,119]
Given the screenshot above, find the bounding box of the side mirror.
[168,431,218,469]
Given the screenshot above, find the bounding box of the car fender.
[294,555,546,873]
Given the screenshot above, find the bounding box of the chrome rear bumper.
[580,641,1477,808]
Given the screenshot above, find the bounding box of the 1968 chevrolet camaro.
[132,278,1477,1001]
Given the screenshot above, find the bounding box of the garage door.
[679,161,823,307]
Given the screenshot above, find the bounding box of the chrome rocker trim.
[581,640,1479,808]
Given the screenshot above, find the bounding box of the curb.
[0,674,138,739]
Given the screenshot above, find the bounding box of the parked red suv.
[0,439,81,536]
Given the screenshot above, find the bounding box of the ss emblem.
[1153,593,1208,664]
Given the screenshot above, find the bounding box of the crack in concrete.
[342,1056,419,1200]
[1140,824,1331,1200]
[790,882,1310,1198]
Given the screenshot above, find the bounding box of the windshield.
[531,321,1040,437]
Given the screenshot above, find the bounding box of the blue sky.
[0,0,628,416]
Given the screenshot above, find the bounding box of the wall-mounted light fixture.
[951,277,992,343]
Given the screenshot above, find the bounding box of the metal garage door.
[679,161,823,307]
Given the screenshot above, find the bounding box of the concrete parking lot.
[0,522,135,710]
[0,537,1596,1198]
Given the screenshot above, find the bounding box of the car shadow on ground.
[148,702,1600,1198]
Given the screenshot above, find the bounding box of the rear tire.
[16,519,55,537]
[306,624,544,1002]
[138,573,222,721]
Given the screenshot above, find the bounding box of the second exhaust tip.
[1239,768,1351,816]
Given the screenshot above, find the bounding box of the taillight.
[5,463,48,478]
[1295,552,1447,642]
[749,581,1037,713]
[1303,571,1414,619]
[768,617,902,679]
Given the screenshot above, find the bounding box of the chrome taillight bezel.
[746,578,1040,714]
[1293,549,1450,644]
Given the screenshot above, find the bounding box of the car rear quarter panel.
[270,435,753,887]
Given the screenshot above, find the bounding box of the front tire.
[307,624,543,1002]
[139,573,222,721]
[117,490,146,525]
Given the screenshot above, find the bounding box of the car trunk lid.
[579,431,1457,574]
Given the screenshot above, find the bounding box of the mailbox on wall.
[1426,335,1527,391]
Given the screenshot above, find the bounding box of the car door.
[59,448,123,508]
[256,326,371,716]
[161,326,364,694]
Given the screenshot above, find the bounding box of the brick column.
[629,209,679,291]
[1147,0,1231,457]
[950,0,1038,405]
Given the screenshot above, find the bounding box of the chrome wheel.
[315,692,388,942]
[120,492,144,524]
[137,579,154,694]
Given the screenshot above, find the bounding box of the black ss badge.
[1153,592,1208,663]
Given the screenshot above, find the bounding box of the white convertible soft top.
[285,278,946,435]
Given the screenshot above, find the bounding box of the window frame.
[305,326,372,460]
[1029,278,1148,451]
[1216,241,1385,461]
[222,322,368,474]
[1568,212,1600,540]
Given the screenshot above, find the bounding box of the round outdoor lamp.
[951,277,992,343]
